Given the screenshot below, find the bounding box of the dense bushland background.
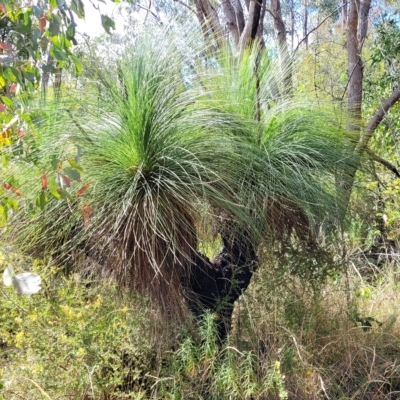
[1,0,400,399]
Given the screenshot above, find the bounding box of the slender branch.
[340,58,360,101]
[265,8,274,18]
[136,3,162,23]
[365,148,400,178]
[173,0,196,14]
[356,84,400,153]
[294,1,350,54]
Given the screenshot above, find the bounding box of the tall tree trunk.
[342,0,347,26]
[239,0,265,50]
[337,0,372,220]
[193,0,226,48]
[271,0,292,94]
[193,0,265,51]
[221,0,245,48]
[303,0,308,49]
[41,52,53,99]
[290,0,295,50]
[54,68,62,100]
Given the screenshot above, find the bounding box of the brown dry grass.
[231,254,400,399]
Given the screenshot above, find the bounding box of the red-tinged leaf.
[77,182,90,196]
[41,172,48,190]
[61,174,71,187]
[0,4,6,13]
[39,13,46,31]
[0,43,11,50]
[0,104,6,112]
[11,187,22,196]
[3,183,22,196]
[82,205,92,226]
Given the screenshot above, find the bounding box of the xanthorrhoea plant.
[5,26,350,331]
[7,27,263,318]
[197,45,351,245]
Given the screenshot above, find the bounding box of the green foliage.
[0,251,154,399]
[3,247,400,399]
[156,312,288,399]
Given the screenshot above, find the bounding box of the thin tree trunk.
[303,0,308,49]
[54,68,62,100]
[41,53,53,99]
[337,0,372,220]
[271,0,292,94]
[342,0,347,26]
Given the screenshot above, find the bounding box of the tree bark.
[337,0,372,220]
[239,0,264,50]
[221,0,241,47]
[342,0,347,26]
[271,0,292,94]
[221,0,246,48]
[357,85,400,153]
[303,0,308,49]
[193,0,226,48]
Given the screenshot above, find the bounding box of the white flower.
[3,265,42,295]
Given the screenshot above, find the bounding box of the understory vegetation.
[2,242,400,399]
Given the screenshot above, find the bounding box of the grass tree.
[4,26,350,337]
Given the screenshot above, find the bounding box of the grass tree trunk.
[186,234,257,340]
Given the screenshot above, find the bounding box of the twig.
[18,377,53,400]
[136,3,162,23]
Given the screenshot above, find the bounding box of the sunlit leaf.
[71,0,85,19]
[36,191,47,210]
[70,53,82,75]
[63,167,80,181]
[1,96,12,108]
[50,45,67,61]
[101,15,115,34]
